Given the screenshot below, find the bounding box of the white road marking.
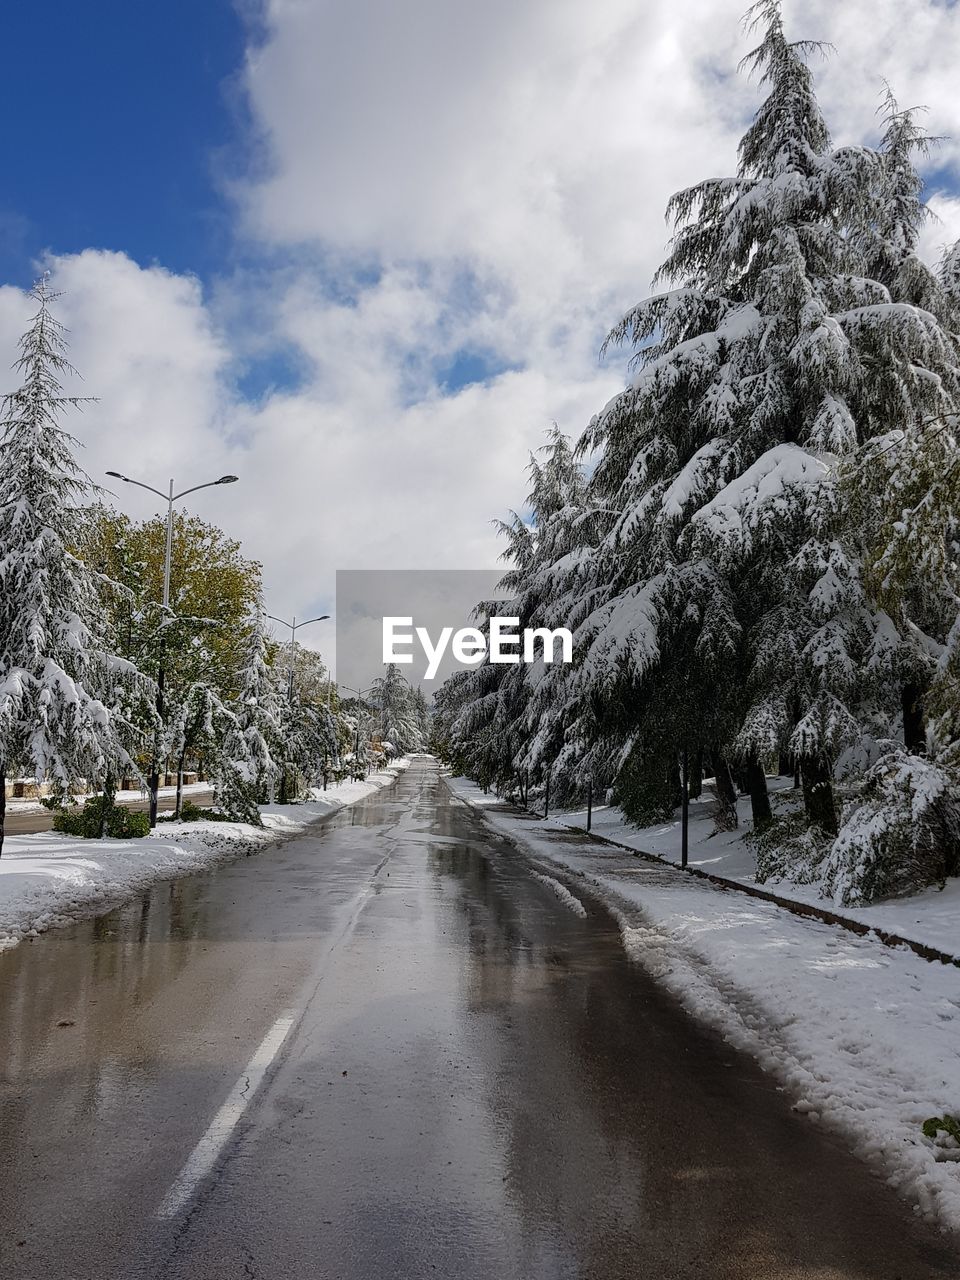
[156,1012,296,1220]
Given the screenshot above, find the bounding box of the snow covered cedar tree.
[0,280,155,854]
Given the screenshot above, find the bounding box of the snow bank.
[548,780,960,962]
[0,760,409,951]
[449,775,960,1232]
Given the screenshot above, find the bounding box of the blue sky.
[0,0,514,401]
[0,0,244,287]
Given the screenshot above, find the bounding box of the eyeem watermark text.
[383,616,573,680]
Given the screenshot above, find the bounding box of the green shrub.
[115,810,151,838]
[161,799,234,824]
[177,800,209,823]
[184,800,234,822]
[52,808,88,836]
[52,794,150,840]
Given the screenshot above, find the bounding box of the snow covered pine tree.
[371,663,424,756]
[232,607,286,802]
[0,279,155,855]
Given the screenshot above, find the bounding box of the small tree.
[233,609,284,801]
[371,664,424,755]
[412,685,431,745]
[0,279,154,855]
[277,692,337,800]
[166,680,261,825]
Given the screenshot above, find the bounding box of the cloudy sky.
[1,0,959,658]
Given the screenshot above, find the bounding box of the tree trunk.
[745,754,772,829]
[778,750,794,777]
[902,681,926,755]
[688,748,703,800]
[712,753,739,829]
[99,774,116,838]
[799,754,838,834]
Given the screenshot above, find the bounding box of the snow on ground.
[551,779,960,960]
[448,775,960,1233]
[0,760,410,951]
[529,870,588,917]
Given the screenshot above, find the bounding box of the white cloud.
[241,0,751,344]
[0,251,232,492]
[0,252,616,663]
[919,194,960,268]
[240,0,960,330]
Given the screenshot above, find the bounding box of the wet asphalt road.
[0,758,958,1280]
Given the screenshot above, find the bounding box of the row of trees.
[0,278,428,855]
[434,0,960,906]
[370,663,430,756]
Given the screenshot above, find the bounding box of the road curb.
[450,780,960,970]
[551,819,960,971]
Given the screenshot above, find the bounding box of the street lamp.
[106,473,238,609]
[106,470,239,825]
[265,613,331,700]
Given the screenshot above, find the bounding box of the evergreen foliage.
[233,609,285,801]
[52,795,151,839]
[371,663,426,755]
[0,279,156,854]
[435,1,960,906]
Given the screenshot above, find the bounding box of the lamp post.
[106,471,239,826]
[265,613,330,701]
[106,473,239,611]
[266,612,330,801]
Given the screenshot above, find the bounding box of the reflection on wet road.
[0,758,957,1279]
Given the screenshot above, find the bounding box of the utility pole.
[266,613,331,700]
